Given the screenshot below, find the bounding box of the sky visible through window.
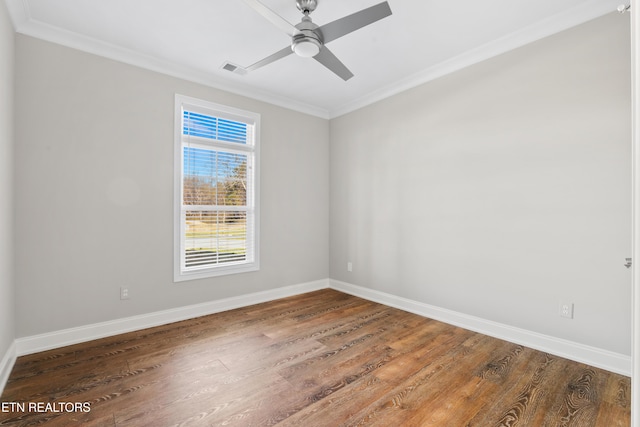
[183,111,248,180]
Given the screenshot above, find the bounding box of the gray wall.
[14,36,330,337]
[330,13,632,355]
[0,0,15,364]
[8,11,633,359]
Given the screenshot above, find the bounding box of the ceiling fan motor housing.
[292,16,323,57]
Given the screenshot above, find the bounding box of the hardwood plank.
[542,364,607,426]
[0,289,630,426]
[466,350,562,426]
[276,322,475,426]
[347,334,501,426]
[593,374,631,427]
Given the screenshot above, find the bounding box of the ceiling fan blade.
[241,0,300,37]
[313,46,354,81]
[246,46,293,71]
[318,2,392,44]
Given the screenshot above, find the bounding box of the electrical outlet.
[559,302,573,319]
[120,286,130,300]
[347,261,353,272]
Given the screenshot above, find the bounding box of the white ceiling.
[4,0,622,118]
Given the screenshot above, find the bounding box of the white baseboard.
[330,279,632,376]
[14,279,329,357]
[4,276,629,398]
[0,340,16,395]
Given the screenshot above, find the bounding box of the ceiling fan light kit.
[292,16,322,58]
[292,35,321,58]
[233,0,392,81]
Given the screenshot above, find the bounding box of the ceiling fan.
[230,0,392,81]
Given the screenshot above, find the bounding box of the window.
[174,95,259,281]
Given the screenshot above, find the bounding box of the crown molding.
[4,0,620,120]
[4,0,331,119]
[3,0,26,30]
[328,0,621,118]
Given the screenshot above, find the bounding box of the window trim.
[174,94,260,282]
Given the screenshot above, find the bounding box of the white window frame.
[174,94,260,282]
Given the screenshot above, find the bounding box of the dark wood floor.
[0,289,631,426]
